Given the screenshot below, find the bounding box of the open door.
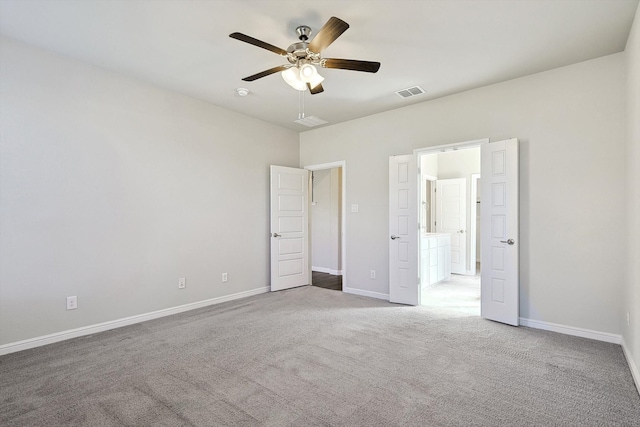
[270,165,310,291]
[480,139,519,325]
[389,155,419,305]
[435,178,467,274]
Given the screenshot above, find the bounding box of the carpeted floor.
[1,286,639,426]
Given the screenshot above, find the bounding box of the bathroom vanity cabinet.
[420,233,452,286]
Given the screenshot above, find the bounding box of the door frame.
[422,174,437,233]
[304,161,347,291]
[469,173,481,275]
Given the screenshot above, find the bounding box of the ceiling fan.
[229,16,380,95]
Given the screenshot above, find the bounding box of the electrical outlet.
[222,273,228,283]
[351,204,359,213]
[627,311,630,327]
[370,270,376,279]
[66,296,77,310]
[178,278,186,289]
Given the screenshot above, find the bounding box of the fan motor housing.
[287,42,310,58]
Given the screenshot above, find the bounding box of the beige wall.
[301,53,626,335]
[624,4,640,386]
[436,148,481,180]
[0,38,299,345]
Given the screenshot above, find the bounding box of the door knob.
[390,235,400,240]
[458,230,465,233]
[500,238,515,245]
[272,233,281,238]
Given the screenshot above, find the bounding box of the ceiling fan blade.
[308,17,349,53]
[229,32,288,56]
[308,83,324,95]
[322,58,381,73]
[242,66,289,82]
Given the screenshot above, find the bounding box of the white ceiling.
[0,0,638,131]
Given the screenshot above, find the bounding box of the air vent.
[395,86,425,99]
[294,115,328,127]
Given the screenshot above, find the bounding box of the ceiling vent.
[395,86,425,99]
[295,115,328,127]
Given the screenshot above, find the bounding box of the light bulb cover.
[298,64,324,89]
[299,63,316,80]
[282,67,306,91]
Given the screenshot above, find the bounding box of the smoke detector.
[236,88,250,97]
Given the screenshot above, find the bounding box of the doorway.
[305,161,346,292]
[418,144,482,313]
[389,138,519,324]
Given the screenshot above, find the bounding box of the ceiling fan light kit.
[229,17,380,95]
[281,67,307,91]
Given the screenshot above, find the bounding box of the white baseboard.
[519,317,622,344]
[0,286,269,356]
[312,267,342,275]
[343,286,389,301]
[621,337,640,395]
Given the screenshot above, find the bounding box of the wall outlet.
[370,270,376,279]
[351,204,359,213]
[66,296,77,310]
[222,272,228,283]
[178,277,186,289]
[627,311,630,326]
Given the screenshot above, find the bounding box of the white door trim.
[469,173,481,275]
[414,138,489,156]
[304,161,347,291]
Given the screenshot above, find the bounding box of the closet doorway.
[305,161,346,292]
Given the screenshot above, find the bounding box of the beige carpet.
[1,286,639,426]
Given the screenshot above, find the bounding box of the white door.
[436,178,467,274]
[480,139,519,325]
[270,165,309,291]
[389,155,419,305]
